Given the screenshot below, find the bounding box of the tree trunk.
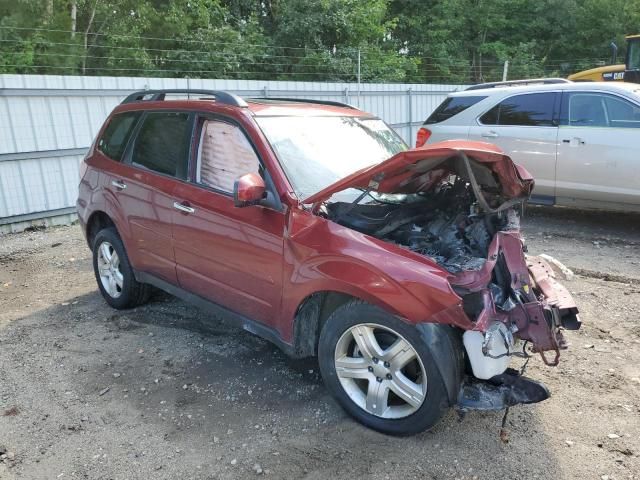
[83,0,98,74]
[71,0,77,38]
[44,0,54,24]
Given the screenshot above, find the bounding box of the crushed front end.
[451,228,581,411]
[309,142,581,411]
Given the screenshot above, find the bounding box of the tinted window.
[563,93,640,128]
[131,112,191,179]
[480,93,556,126]
[98,112,140,161]
[567,94,607,127]
[197,120,260,193]
[425,96,487,124]
[604,95,640,128]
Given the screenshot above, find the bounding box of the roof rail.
[465,78,572,91]
[248,97,357,109]
[121,89,248,107]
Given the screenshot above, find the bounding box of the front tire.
[92,227,150,309]
[318,301,458,435]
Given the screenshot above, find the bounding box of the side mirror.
[233,173,266,207]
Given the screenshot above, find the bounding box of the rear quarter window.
[424,96,487,124]
[98,111,141,161]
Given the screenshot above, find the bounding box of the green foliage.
[0,0,638,83]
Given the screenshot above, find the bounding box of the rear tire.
[318,301,458,435]
[92,227,150,309]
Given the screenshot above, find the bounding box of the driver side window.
[196,120,260,193]
[563,92,640,128]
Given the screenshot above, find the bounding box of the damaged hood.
[301,140,534,205]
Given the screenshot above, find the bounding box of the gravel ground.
[0,206,639,480]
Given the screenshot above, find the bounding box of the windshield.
[256,116,407,199]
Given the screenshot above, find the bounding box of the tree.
[1,0,638,82]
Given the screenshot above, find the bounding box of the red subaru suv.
[77,89,580,435]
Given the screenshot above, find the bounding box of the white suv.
[417,79,640,212]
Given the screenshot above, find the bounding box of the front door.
[555,91,640,207]
[468,91,559,203]
[172,116,285,325]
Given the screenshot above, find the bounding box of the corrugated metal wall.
[0,74,465,230]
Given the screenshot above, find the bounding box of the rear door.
[111,110,193,283]
[555,91,640,206]
[171,115,285,325]
[468,92,559,202]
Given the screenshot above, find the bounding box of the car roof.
[450,81,640,97]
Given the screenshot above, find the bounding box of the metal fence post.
[357,48,361,107]
[502,61,509,81]
[344,87,349,105]
[407,88,413,144]
[263,86,268,97]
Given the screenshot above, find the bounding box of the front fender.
[279,210,470,339]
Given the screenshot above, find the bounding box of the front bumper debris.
[456,369,550,411]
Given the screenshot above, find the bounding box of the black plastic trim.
[416,323,464,406]
[466,78,571,91]
[122,89,248,108]
[248,97,356,109]
[134,270,297,356]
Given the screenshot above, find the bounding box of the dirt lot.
[0,206,639,480]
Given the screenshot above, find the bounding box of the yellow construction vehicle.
[568,35,640,83]
[625,34,640,83]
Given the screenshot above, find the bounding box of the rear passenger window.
[130,112,191,179]
[196,120,260,193]
[424,96,487,124]
[480,93,556,126]
[98,112,141,161]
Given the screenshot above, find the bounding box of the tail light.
[416,127,431,147]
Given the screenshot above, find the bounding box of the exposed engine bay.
[322,155,523,274]
[325,177,520,274]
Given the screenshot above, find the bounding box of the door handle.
[111,180,127,190]
[481,131,499,138]
[173,202,195,214]
[562,137,586,145]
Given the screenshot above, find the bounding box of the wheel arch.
[290,290,356,358]
[289,282,442,358]
[86,210,117,248]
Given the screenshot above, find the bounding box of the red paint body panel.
[275,209,471,341]
[171,181,286,324]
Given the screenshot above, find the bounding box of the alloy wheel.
[334,323,427,419]
[96,241,123,299]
